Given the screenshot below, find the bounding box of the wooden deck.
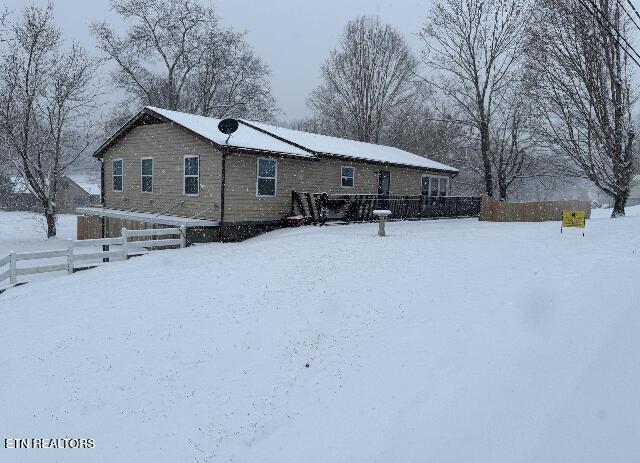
[292,192,481,225]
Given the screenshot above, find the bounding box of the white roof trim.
[76,207,218,227]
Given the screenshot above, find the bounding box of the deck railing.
[292,192,481,225]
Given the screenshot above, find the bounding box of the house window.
[184,155,199,196]
[422,175,449,197]
[141,157,153,193]
[341,166,354,188]
[112,159,123,192]
[257,158,277,197]
[439,177,448,197]
[421,176,429,195]
[430,177,439,197]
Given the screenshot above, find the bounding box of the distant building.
[58,175,101,213]
[630,176,640,206]
[0,174,100,213]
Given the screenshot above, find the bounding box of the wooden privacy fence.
[77,215,103,240]
[292,192,481,224]
[0,226,185,287]
[77,215,179,240]
[479,195,592,222]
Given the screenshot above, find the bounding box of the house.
[630,176,640,206]
[0,176,38,212]
[78,106,459,241]
[0,174,99,213]
[57,175,101,213]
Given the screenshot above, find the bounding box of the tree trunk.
[611,192,627,218]
[480,124,494,197]
[45,210,57,238]
[498,182,508,201]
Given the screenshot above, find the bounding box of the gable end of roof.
[94,107,226,159]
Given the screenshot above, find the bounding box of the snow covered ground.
[1,207,639,462]
[0,212,78,287]
[0,211,77,257]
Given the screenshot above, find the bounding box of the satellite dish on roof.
[218,118,239,135]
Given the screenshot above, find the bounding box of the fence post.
[121,228,128,260]
[180,225,187,248]
[291,191,295,216]
[9,251,16,284]
[67,241,74,274]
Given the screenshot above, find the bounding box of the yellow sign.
[562,211,586,228]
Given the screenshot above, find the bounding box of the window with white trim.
[141,157,153,193]
[184,155,199,196]
[257,158,277,197]
[341,166,354,188]
[422,175,449,197]
[112,159,123,192]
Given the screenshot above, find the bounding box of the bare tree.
[527,0,636,217]
[384,91,468,167]
[420,0,531,197]
[491,113,529,200]
[308,16,418,143]
[92,0,277,121]
[183,29,276,120]
[488,78,555,200]
[0,7,8,42]
[0,3,99,237]
[0,8,8,193]
[0,172,12,197]
[287,117,328,134]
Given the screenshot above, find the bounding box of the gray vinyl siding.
[223,153,316,222]
[102,123,222,221]
[223,154,453,223]
[100,122,453,225]
[57,179,91,213]
[309,158,429,195]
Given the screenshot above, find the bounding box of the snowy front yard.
[1,208,639,462]
[0,212,78,288]
[0,212,77,257]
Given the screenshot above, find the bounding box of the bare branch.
[308,16,418,143]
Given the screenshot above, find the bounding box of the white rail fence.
[0,226,186,287]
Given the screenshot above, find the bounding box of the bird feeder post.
[373,210,392,237]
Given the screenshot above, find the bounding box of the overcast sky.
[4,0,434,122]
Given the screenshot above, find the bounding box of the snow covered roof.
[146,107,314,158]
[96,107,458,173]
[65,174,100,196]
[9,174,100,195]
[243,121,458,172]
